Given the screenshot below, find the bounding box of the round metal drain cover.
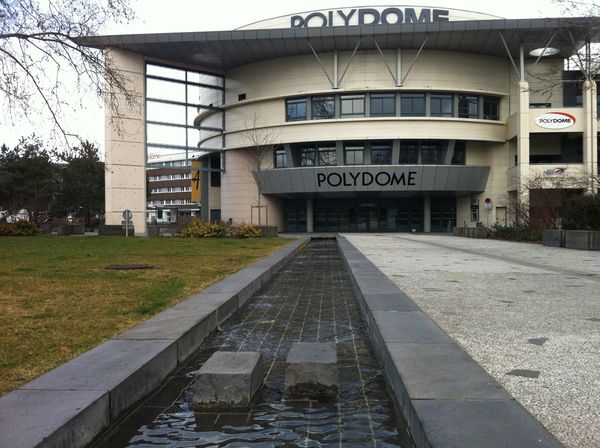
[105,264,154,270]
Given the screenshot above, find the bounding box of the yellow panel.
[191,160,201,202]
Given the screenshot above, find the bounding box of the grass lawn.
[0,236,292,396]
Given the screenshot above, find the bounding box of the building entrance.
[284,197,457,233]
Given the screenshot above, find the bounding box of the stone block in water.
[285,342,337,399]
[191,351,263,408]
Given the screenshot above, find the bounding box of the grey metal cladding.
[419,166,436,191]
[444,165,462,190]
[278,169,294,193]
[262,165,489,195]
[300,168,316,193]
[432,166,449,191]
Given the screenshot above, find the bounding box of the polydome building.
[83,6,600,235]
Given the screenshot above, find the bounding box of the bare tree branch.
[0,0,136,146]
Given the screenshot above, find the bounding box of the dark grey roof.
[79,18,600,72]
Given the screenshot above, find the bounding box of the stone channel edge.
[336,235,565,448]
[0,236,310,448]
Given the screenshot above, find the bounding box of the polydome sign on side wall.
[236,6,503,30]
[535,112,577,130]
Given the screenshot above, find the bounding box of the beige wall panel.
[105,93,144,119]
[221,150,284,229]
[105,166,146,190]
[105,141,146,166]
[225,119,506,149]
[526,60,565,107]
[105,48,147,235]
[105,117,146,143]
[226,50,511,103]
[105,188,146,231]
[106,49,145,74]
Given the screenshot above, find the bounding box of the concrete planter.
[98,224,133,236]
[542,230,565,248]
[564,230,600,251]
[453,227,487,239]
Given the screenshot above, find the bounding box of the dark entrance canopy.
[79,17,600,72]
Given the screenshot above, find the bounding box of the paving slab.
[387,342,510,400]
[21,339,176,421]
[0,389,109,448]
[413,399,565,448]
[372,311,453,344]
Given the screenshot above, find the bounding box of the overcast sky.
[1,0,573,151]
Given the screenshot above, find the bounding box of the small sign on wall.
[535,112,576,130]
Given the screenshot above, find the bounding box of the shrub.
[10,221,40,236]
[233,222,263,238]
[487,223,542,242]
[176,218,224,238]
[562,194,600,231]
[0,223,13,236]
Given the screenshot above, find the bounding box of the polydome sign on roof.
[237,5,503,30]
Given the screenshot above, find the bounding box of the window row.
[150,186,192,193]
[286,93,500,122]
[149,173,191,181]
[274,140,466,168]
[147,160,188,168]
[148,199,195,206]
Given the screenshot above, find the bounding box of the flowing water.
[94,239,413,447]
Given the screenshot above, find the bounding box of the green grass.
[0,236,292,395]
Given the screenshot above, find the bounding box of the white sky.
[0,0,574,151]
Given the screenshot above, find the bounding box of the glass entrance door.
[431,198,457,232]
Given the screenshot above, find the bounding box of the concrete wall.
[213,49,512,150]
[105,49,147,235]
[220,149,284,229]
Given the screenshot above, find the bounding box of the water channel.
[93,239,413,447]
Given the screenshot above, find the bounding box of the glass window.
[483,96,500,120]
[147,123,186,146]
[188,72,224,87]
[298,145,316,166]
[341,95,365,117]
[452,141,466,165]
[147,102,186,123]
[400,93,425,116]
[431,94,454,117]
[371,93,396,116]
[146,78,186,102]
[146,64,186,81]
[371,142,392,165]
[345,145,364,165]
[458,95,479,118]
[399,141,419,164]
[318,145,337,166]
[421,141,446,164]
[274,148,287,168]
[312,96,335,119]
[286,98,307,121]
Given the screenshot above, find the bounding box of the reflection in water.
[95,240,413,448]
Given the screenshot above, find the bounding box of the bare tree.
[504,168,595,229]
[242,113,280,226]
[526,1,600,96]
[0,0,135,143]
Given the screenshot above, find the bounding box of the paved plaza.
[345,234,600,448]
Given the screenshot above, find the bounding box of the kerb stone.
[191,351,263,408]
[285,342,337,399]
